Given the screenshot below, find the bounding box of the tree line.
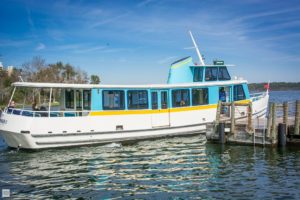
[248,82,300,92]
[0,56,100,106]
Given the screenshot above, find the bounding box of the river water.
[0,90,300,199]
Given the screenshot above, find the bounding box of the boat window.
[65,90,74,109]
[218,67,231,80]
[192,88,208,105]
[128,90,148,109]
[76,90,82,109]
[193,67,203,82]
[172,89,190,107]
[205,67,218,81]
[83,90,91,110]
[233,85,246,101]
[103,90,125,110]
[161,91,168,109]
[151,92,158,110]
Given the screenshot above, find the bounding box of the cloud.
[0,39,31,47]
[73,45,107,53]
[137,0,156,7]
[36,43,46,51]
[236,7,300,22]
[90,13,129,28]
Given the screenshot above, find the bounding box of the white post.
[7,87,16,108]
[48,88,52,117]
[81,89,83,110]
[189,30,205,66]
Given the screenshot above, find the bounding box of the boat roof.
[12,79,247,89]
[191,64,235,67]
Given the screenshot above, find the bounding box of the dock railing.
[209,99,300,147]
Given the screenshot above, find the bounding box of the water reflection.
[0,135,300,199]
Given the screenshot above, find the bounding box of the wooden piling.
[295,100,300,135]
[266,103,273,138]
[219,122,226,144]
[246,103,253,133]
[230,102,235,135]
[283,101,288,125]
[278,123,286,147]
[214,101,222,133]
[271,103,277,140]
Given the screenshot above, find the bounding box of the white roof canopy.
[12,80,247,89]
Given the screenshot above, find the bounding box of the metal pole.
[295,100,300,135]
[48,88,52,117]
[7,87,16,108]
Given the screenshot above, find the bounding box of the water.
[0,91,300,199]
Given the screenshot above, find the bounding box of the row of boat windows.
[64,85,245,110]
[101,89,209,110]
[194,67,231,82]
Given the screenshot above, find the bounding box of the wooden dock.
[206,100,300,147]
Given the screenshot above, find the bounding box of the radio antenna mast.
[189,30,205,66]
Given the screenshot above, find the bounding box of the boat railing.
[250,91,268,102]
[4,107,90,117]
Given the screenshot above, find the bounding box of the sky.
[0,0,299,84]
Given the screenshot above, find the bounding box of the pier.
[206,100,300,147]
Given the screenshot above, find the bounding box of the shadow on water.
[1,135,300,199]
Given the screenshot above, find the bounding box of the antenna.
[189,30,205,66]
[18,76,24,82]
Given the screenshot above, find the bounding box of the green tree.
[90,75,100,84]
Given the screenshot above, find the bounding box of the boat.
[0,32,269,149]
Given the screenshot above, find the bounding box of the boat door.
[219,86,231,102]
[151,90,170,127]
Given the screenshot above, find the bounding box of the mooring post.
[214,101,222,133]
[278,123,287,147]
[266,103,273,138]
[295,100,300,135]
[231,102,235,135]
[247,102,253,133]
[283,102,288,125]
[219,122,226,144]
[271,103,277,140]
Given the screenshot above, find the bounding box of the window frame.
[83,90,91,110]
[151,91,158,110]
[65,89,74,109]
[127,90,149,110]
[172,89,190,108]
[218,67,231,81]
[193,67,204,82]
[192,88,209,106]
[233,85,246,101]
[102,90,125,110]
[205,67,218,81]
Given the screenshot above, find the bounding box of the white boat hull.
[0,93,269,150]
[0,107,214,149]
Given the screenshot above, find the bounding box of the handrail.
[5,107,90,117]
[250,92,266,97]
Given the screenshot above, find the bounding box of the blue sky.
[0,0,299,84]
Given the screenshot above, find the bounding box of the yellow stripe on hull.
[88,99,251,116]
[89,104,217,116]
